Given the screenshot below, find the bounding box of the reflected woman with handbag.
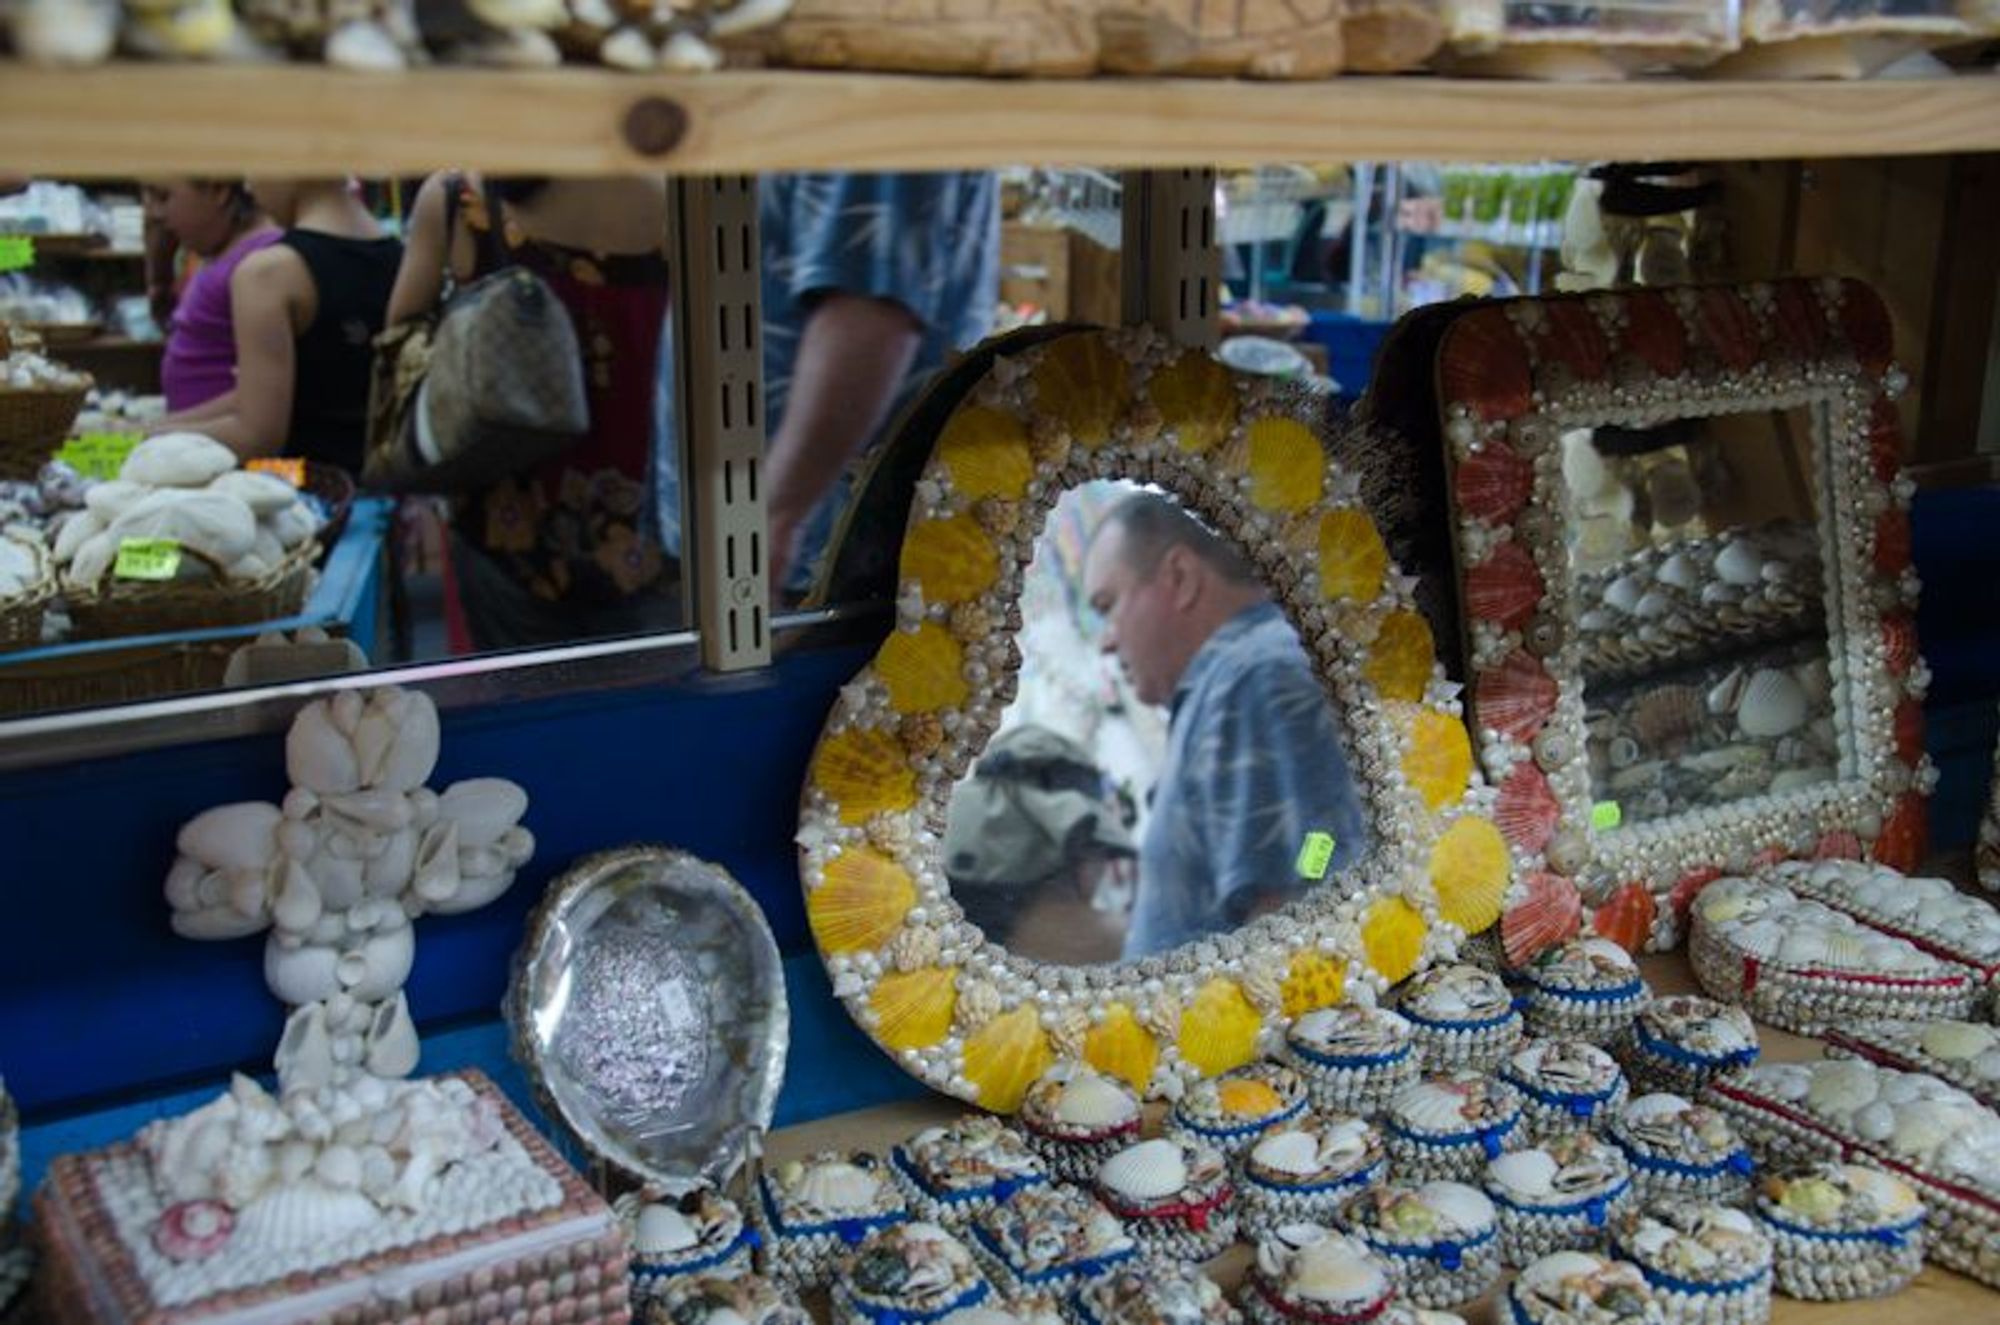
[380,173,673,652]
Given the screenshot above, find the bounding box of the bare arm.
[155,387,237,430]
[762,292,922,588]
[385,173,453,326]
[179,247,307,460]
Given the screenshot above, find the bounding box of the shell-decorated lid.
[1485,1133,1628,1207]
[1094,1137,1229,1208]
[1245,1116,1382,1187]
[1502,1039,1622,1099]
[1730,1060,2000,1191]
[1020,1066,1141,1133]
[1509,1253,1662,1325]
[1288,1005,1414,1061]
[1388,1071,1521,1135]
[1399,965,1514,1024]
[650,1274,810,1325]
[1174,1065,1307,1129]
[1608,1094,1741,1163]
[841,1221,988,1313]
[1693,878,1948,978]
[1613,1199,1771,1283]
[767,1150,904,1223]
[1525,938,1642,992]
[1634,997,1755,1061]
[1346,1181,1495,1244]
[1075,1258,1240,1325]
[901,1115,1046,1190]
[1756,1161,1921,1232]
[973,1184,1135,1273]
[1251,1225,1392,1311]
[615,1185,744,1261]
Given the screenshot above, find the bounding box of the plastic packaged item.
[1441,0,1739,76]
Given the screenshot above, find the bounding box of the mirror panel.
[797,325,1515,1111]
[1436,279,1926,956]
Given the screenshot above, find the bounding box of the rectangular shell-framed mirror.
[1429,278,1929,954]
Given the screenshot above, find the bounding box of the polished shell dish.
[833,1221,994,1325]
[509,847,788,1191]
[1239,1224,1398,1325]
[1605,1095,1754,1207]
[1382,1071,1526,1183]
[1166,1064,1310,1157]
[1397,965,1525,1073]
[1687,875,1979,1035]
[1342,1181,1501,1309]
[1090,1137,1237,1262]
[1609,1199,1772,1325]
[1701,1057,2000,1287]
[1516,939,1650,1045]
[1502,1251,1664,1325]
[1752,1162,1924,1301]
[1500,1038,1630,1140]
[1237,1114,1388,1240]
[892,1114,1049,1225]
[1484,1133,1635,1268]
[1284,1005,1421,1117]
[1614,997,1758,1099]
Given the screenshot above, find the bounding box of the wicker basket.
[0,579,53,652]
[65,542,316,642]
[0,385,88,481]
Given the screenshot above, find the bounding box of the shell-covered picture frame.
[1978,720,1999,893]
[796,325,1518,1112]
[1433,278,1929,957]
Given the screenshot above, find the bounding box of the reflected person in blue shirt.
[1081,493,1370,960]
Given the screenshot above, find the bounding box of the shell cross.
[164,686,534,1094]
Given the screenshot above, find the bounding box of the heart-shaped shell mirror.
[796,325,1517,1110]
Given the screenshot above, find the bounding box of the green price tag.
[57,432,142,482]
[114,538,182,581]
[0,235,33,273]
[1591,801,1624,831]
[1295,830,1338,881]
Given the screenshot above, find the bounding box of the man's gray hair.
[1096,491,1259,586]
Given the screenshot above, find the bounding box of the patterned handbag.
[363,181,588,493]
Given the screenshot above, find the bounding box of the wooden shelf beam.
[3,65,1999,175]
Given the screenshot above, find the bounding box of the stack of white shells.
[1826,1019,2000,1112]
[0,527,51,600]
[2,338,90,390]
[1770,859,2000,974]
[54,433,324,593]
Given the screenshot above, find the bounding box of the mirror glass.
[939,481,1373,965]
[1556,405,1844,830]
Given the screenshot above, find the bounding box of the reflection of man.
[1082,493,1368,960]
[942,725,1136,966]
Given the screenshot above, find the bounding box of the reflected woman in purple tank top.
[145,180,277,413]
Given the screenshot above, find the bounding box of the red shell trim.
[1892,698,1925,767]
[1501,871,1582,967]
[1667,867,1723,921]
[1475,651,1559,743]
[1464,541,1545,632]
[1881,612,1920,678]
[1495,763,1561,854]
[1622,290,1688,378]
[1440,310,1534,422]
[1542,300,1610,381]
[1769,280,1830,361]
[1698,288,1762,372]
[1872,792,1928,874]
[1453,444,1536,525]
[1873,509,1912,577]
[1591,882,1656,954]
[1813,830,1865,861]
[1838,283,1895,374]
[1868,399,1903,484]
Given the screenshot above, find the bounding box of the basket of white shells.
[53,433,324,641]
[0,327,91,479]
[0,527,54,650]
[1753,1162,1924,1301]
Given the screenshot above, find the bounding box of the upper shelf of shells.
[4,0,1996,79]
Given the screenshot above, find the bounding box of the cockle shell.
[1393,1078,1482,1132]
[636,1203,701,1254]
[1735,669,1808,739]
[1363,895,1427,984]
[1363,610,1436,703]
[810,727,918,825]
[1503,872,1581,966]
[1404,709,1473,811]
[875,622,969,715]
[1430,817,1510,936]
[1085,1003,1159,1093]
[1416,1181,1495,1234]
[1477,651,1558,742]
[1245,416,1325,515]
[1279,950,1347,1019]
[809,847,915,954]
[1251,1129,1325,1178]
[936,406,1033,502]
[1488,1149,1559,1198]
[901,514,1001,605]
[1148,350,1235,454]
[1177,978,1261,1078]
[964,1006,1052,1113]
[1317,508,1389,603]
[1051,1071,1139,1128]
[1838,1163,1919,1218]
[1495,764,1560,854]
[791,1160,883,1213]
[871,967,957,1051]
[1713,540,1764,587]
[1541,301,1610,381]
[231,1180,379,1255]
[1440,311,1534,422]
[1031,335,1127,446]
[1591,883,1655,954]
[1465,542,1544,631]
[1285,1232,1391,1304]
[1454,445,1535,524]
[1099,1139,1187,1202]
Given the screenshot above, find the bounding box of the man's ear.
[1163,545,1202,611]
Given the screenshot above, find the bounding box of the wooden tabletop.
[763,950,1995,1324]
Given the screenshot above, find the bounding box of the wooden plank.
[4,65,2000,176]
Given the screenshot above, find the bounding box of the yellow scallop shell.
[876,622,968,715]
[962,1005,1053,1113]
[936,405,1033,502]
[1218,1077,1284,1117]
[901,514,1000,605]
[1032,335,1127,447]
[1085,1003,1159,1092]
[1403,709,1474,811]
[1430,815,1510,936]
[808,846,916,954]
[809,726,917,824]
[1280,951,1347,1019]
[1362,895,1427,983]
[1245,416,1325,514]
[1318,509,1388,603]
[1176,978,1261,1077]
[1363,610,1436,704]
[870,966,958,1051]
[1148,350,1236,454]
